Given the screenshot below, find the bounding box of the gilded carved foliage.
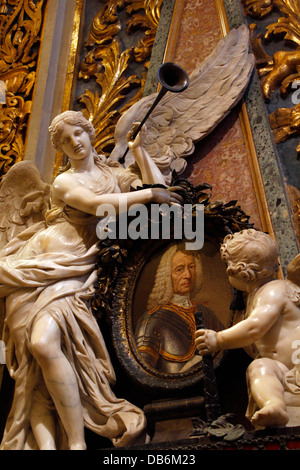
[76,0,162,156]
[243,0,274,17]
[243,0,300,140]
[0,0,46,179]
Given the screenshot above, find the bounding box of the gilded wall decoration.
[68,0,163,161]
[243,1,300,104]
[242,0,300,244]
[0,0,47,180]
[243,0,300,147]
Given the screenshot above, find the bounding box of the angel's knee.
[30,314,61,364]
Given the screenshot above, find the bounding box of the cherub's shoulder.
[258,279,300,306]
[267,279,286,289]
[258,279,286,293]
[253,280,286,304]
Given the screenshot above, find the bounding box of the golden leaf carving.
[85,0,123,47]
[244,0,300,99]
[126,0,161,28]
[265,0,300,46]
[0,0,46,179]
[243,0,300,131]
[74,0,162,156]
[243,0,274,18]
[126,0,162,64]
[269,103,300,149]
[79,39,140,153]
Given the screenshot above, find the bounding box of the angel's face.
[59,123,92,161]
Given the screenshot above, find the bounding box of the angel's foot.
[251,403,289,428]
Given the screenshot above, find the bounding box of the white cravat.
[171,294,191,308]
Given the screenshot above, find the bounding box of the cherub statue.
[0,24,255,450]
[195,229,300,429]
[0,111,182,450]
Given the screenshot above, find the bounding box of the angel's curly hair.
[220,229,279,282]
[147,244,203,311]
[49,110,95,152]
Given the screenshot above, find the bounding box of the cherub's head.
[220,229,279,290]
[49,110,95,152]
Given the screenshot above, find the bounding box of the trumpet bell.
[119,62,190,163]
[157,62,190,93]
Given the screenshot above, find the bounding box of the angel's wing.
[287,253,300,286]
[0,160,50,252]
[285,253,300,307]
[110,24,255,174]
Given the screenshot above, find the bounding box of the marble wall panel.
[165,0,268,231]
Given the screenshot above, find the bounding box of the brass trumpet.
[120,62,190,163]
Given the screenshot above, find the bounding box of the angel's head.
[220,229,279,291]
[49,111,95,152]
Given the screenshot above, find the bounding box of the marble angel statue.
[0,111,183,450]
[195,229,300,429]
[0,25,254,450]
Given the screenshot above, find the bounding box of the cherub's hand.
[195,329,218,355]
[127,122,146,149]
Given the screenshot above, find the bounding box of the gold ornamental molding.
[0,0,47,179]
[58,0,163,173]
[242,0,300,146]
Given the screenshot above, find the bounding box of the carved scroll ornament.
[243,0,300,143]
[0,0,46,179]
[76,0,163,158]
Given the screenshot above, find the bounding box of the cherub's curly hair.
[49,111,95,152]
[220,229,279,282]
[147,245,203,310]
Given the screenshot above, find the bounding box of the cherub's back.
[255,279,300,369]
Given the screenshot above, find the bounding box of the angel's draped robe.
[0,158,146,449]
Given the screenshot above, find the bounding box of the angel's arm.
[52,174,182,217]
[195,282,285,353]
[127,125,166,186]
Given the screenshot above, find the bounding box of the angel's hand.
[151,186,184,206]
[195,329,218,355]
[127,122,146,150]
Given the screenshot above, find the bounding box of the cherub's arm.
[195,282,285,354]
[127,125,166,186]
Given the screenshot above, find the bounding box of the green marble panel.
[223,0,299,271]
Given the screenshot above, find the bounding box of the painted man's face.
[171,251,196,296]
